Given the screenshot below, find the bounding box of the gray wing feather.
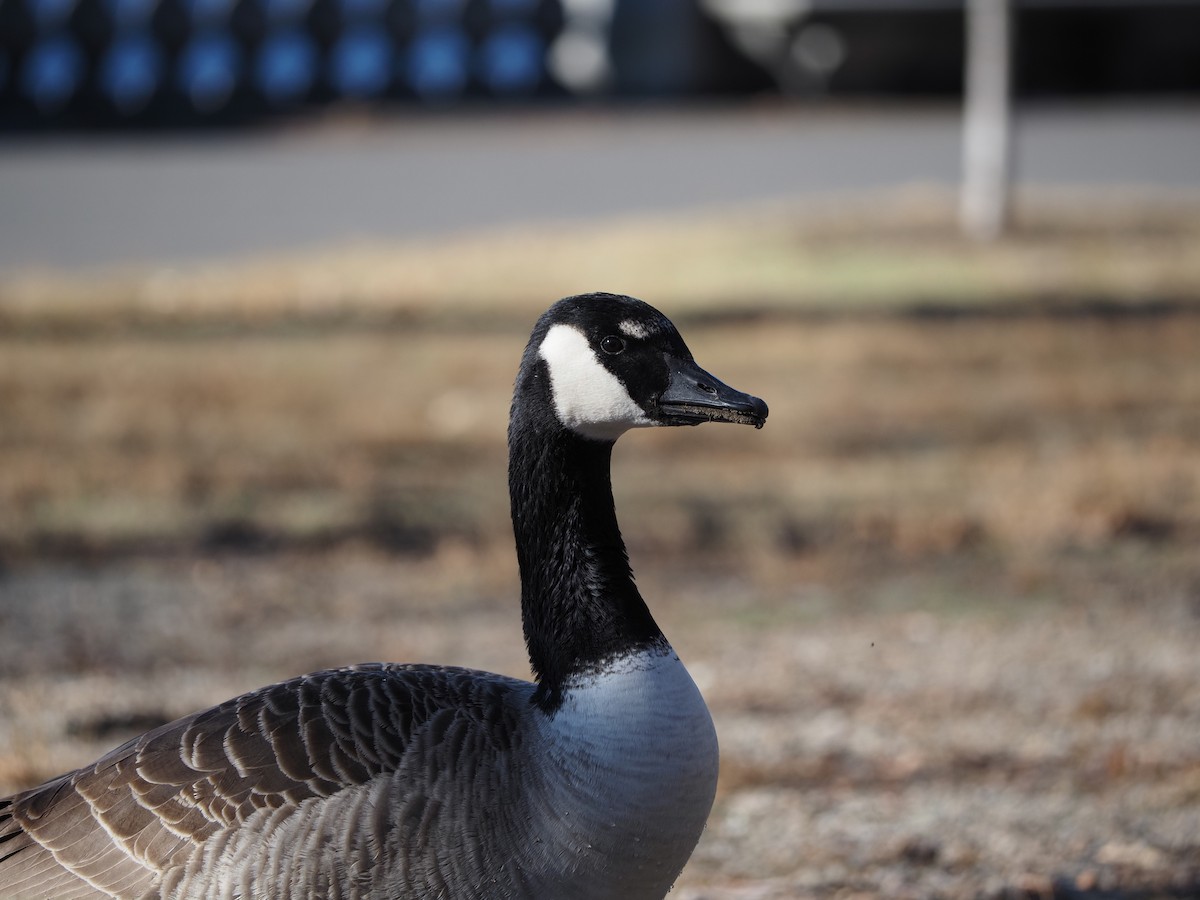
[0,664,530,900]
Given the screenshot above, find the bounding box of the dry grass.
[2,193,1199,897]
[2,312,1198,567]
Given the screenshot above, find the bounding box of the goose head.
[518,292,769,442]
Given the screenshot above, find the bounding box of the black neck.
[508,415,663,711]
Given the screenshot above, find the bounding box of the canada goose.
[0,292,768,900]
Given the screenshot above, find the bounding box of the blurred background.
[2,2,1199,898]
[0,0,1198,127]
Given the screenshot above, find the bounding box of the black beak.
[658,356,769,429]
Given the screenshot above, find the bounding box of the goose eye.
[600,335,625,355]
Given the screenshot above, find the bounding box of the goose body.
[0,293,767,899]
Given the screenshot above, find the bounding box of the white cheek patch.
[618,319,650,340]
[538,324,652,441]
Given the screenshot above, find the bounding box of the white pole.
[961,0,1013,241]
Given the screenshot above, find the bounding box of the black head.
[515,292,768,442]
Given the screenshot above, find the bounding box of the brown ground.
[1,195,1198,898]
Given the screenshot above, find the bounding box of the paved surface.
[1,103,1198,272]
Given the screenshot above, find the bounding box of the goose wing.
[0,663,530,899]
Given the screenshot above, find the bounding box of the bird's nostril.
[697,381,717,395]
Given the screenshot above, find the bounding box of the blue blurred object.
[479,23,541,94]
[99,31,164,113]
[404,23,468,97]
[177,29,241,111]
[255,28,317,101]
[330,24,392,96]
[29,0,78,30]
[102,0,155,30]
[20,33,85,111]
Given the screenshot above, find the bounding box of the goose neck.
[508,425,662,711]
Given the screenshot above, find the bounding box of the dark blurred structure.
[707,0,1200,98]
[0,0,1197,128]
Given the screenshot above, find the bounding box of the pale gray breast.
[516,646,721,900]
